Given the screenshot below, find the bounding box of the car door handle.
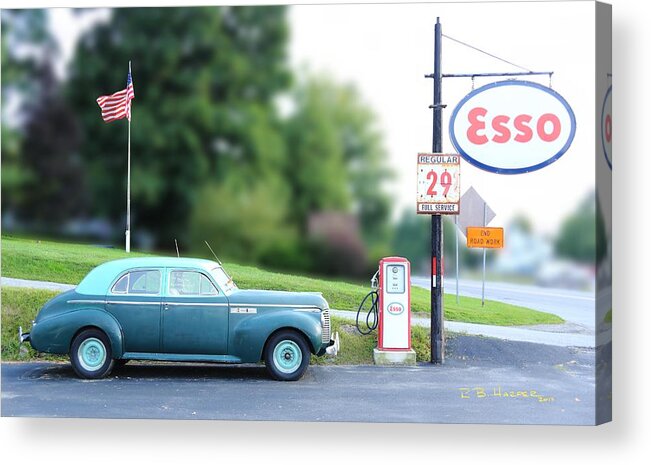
[162,302,169,310]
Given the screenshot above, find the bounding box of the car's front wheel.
[70,329,114,379]
[264,330,311,381]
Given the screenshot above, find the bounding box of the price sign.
[416,153,461,214]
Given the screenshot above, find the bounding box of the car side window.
[111,270,161,295]
[112,274,129,293]
[169,270,218,296]
[130,270,161,294]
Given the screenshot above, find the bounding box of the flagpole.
[126,60,131,253]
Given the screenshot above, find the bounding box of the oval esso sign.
[387,302,404,316]
[449,80,576,174]
[601,85,612,168]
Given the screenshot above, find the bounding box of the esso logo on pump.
[387,302,404,316]
[450,80,576,174]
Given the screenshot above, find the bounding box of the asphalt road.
[414,276,598,329]
[1,336,600,425]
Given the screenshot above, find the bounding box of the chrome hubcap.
[77,337,107,372]
[273,340,302,374]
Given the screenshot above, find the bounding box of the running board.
[121,352,243,363]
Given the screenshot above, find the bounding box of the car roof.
[76,257,221,295]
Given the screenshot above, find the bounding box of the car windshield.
[211,266,238,295]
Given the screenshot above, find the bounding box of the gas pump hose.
[355,290,379,335]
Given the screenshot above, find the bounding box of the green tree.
[66,6,291,247]
[555,192,597,264]
[1,9,53,216]
[2,9,88,226]
[19,64,87,226]
[189,178,302,268]
[284,77,392,245]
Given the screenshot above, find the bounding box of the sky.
[45,1,600,235]
[49,8,110,79]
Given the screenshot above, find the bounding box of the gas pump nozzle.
[356,269,380,335]
[370,270,379,290]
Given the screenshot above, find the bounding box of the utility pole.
[430,17,444,364]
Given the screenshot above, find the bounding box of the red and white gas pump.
[378,257,411,351]
[356,257,416,365]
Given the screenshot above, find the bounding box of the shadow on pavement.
[21,362,271,382]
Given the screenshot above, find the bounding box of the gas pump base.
[373,348,417,366]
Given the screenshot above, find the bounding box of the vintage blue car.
[20,257,339,381]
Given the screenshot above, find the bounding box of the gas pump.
[356,257,416,365]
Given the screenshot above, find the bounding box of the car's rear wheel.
[70,329,114,379]
[264,330,310,381]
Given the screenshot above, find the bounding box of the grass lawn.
[1,235,563,327]
[2,287,434,363]
[1,287,63,362]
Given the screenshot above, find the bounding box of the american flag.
[96,69,135,123]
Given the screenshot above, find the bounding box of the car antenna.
[204,240,222,265]
[174,239,180,258]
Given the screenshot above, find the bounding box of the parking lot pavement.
[1,336,600,425]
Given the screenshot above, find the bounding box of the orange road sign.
[466,227,504,249]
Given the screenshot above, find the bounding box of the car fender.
[229,309,322,362]
[30,308,124,356]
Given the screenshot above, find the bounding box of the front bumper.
[325,332,340,356]
[18,326,31,344]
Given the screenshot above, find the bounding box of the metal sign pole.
[430,17,444,364]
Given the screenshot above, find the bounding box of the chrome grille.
[321,309,331,343]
